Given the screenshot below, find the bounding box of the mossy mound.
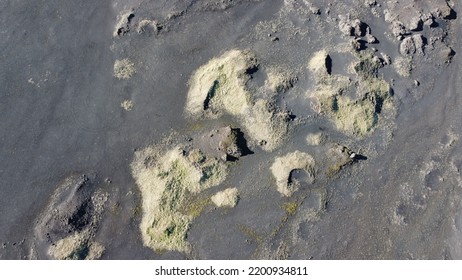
[113,58,136,80]
[131,146,228,253]
[352,53,383,77]
[282,201,300,216]
[309,51,392,137]
[121,99,134,111]
[211,188,239,208]
[322,95,377,137]
[394,56,413,77]
[185,50,291,151]
[186,49,257,117]
[306,132,326,146]
[33,175,107,260]
[315,74,352,95]
[265,67,297,94]
[308,50,331,76]
[242,99,290,151]
[270,151,315,197]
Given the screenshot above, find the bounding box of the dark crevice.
[326,55,332,75]
[68,200,92,232]
[245,65,259,75]
[203,80,219,110]
[233,128,254,157]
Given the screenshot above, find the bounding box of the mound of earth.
[185,49,256,118]
[131,145,228,253]
[185,49,291,151]
[211,188,239,208]
[270,151,316,197]
[309,51,392,137]
[32,175,107,260]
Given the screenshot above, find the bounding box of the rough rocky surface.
[31,175,107,260]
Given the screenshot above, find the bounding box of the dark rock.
[35,175,95,243]
[196,126,252,161]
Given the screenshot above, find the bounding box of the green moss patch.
[131,146,228,253]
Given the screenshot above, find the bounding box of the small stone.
[338,21,353,36]
[400,37,416,56]
[438,46,455,63]
[365,0,376,7]
[409,17,423,31]
[412,34,426,55]
[350,38,363,52]
[391,21,409,38]
[414,80,420,87]
[365,34,378,44]
[352,19,367,37]
[310,6,321,15]
[211,188,239,208]
[381,53,391,65]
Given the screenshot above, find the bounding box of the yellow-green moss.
[183,197,211,218]
[326,158,353,178]
[282,201,299,216]
[270,151,316,197]
[238,224,263,244]
[131,146,228,253]
[185,49,256,117]
[309,50,393,138]
[185,50,290,151]
[211,188,239,208]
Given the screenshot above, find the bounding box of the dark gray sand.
[1,0,461,259]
